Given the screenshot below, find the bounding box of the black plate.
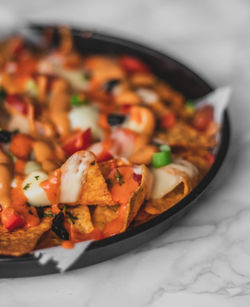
[0,25,230,278]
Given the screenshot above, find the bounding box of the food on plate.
[0,28,218,256]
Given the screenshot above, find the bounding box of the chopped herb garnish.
[23,183,31,190]
[106,178,113,189]
[9,152,17,162]
[114,169,124,186]
[71,94,88,106]
[12,128,20,134]
[66,211,78,224]
[44,213,56,218]
[34,175,40,181]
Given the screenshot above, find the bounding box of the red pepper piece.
[62,128,91,156]
[1,207,25,231]
[160,112,176,129]
[5,94,28,115]
[119,56,149,73]
[97,151,113,163]
[193,105,214,131]
[204,153,215,165]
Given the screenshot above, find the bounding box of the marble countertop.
[0,0,249,306]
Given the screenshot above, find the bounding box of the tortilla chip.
[176,150,212,177]
[98,158,131,178]
[93,165,150,236]
[80,161,115,206]
[132,204,156,227]
[156,121,216,149]
[0,216,52,256]
[66,205,94,234]
[36,230,63,250]
[145,159,200,215]
[145,184,185,215]
[92,204,120,232]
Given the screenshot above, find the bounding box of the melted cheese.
[136,88,158,105]
[69,105,103,139]
[60,151,95,203]
[150,159,198,199]
[22,170,50,207]
[24,161,42,175]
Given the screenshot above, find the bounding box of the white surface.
[0,0,250,306]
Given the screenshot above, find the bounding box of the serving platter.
[0,25,230,278]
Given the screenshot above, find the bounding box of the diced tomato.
[62,128,92,156]
[10,133,33,160]
[204,152,215,165]
[5,94,28,115]
[160,112,176,129]
[119,56,149,73]
[97,151,113,162]
[133,173,142,185]
[193,105,214,131]
[1,207,25,231]
[9,37,25,57]
[120,104,132,114]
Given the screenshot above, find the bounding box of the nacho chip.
[176,150,213,177]
[132,204,156,227]
[145,159,199,215]
[59,150,114,206]
[155,121,216,149]
[36,230,63,250]
[92,204,120,232]
[93,164,150,236]
[0,216,52,256]
[80,161,114,206]
[145,184,185,215]
[66,205,94,234]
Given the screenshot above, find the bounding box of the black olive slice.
[107,113,126,126]
[0,130,12,143]
[52,212,69,240]
[102,79,121,93]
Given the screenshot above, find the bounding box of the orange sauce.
[61,240,74,249]
[14,159,26,174]
[69,225,104,242]
[40,169,61,204]
[103,203,127,237]
[103,166,140,237]
[108,166,139,205]
[11,176,40,227]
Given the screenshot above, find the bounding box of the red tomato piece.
[62,128,92,156]
[120,104,132,114]
[204,153,215,165]
[5,94,28,115]
[1,207,25,231]
[193,105,214,131]
[97,151,113,163]
[161,112,176,129]
[119,56,149,73]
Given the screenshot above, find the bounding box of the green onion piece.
[152,151,171,168]
[186,100,195,108]
[159,144,171,153]
[26,79,38,97]
[71,94,88,106]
